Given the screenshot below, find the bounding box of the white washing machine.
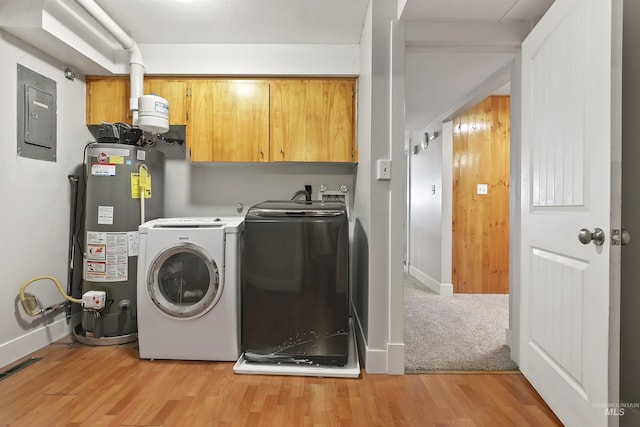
[137,217,243,361]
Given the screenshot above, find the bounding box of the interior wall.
[0,31,94,368]
[138,44,359,77]
[620,0,640,422]
[366,0,392,363]
[387,18,406,374]
[452,95,510,294]
[441,121,453,287]
[407,128,443,287]
[164,162,356,218]
[353,0,373,367]
[404,49,520,132]
[507,56,522,361]
[352,0,400,374]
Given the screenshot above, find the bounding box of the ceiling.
[402,0,553,22]
[91,0,554,132]
[92,0,370,44]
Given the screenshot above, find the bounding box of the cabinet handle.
[259,148,264,156]
[280,148,284,155]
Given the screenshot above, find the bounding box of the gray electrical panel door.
[17,64,57,162]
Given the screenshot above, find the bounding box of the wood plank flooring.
[0,336,562,426]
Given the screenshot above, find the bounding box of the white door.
[520,0,621,425]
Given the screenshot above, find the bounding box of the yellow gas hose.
[19,276,81,316]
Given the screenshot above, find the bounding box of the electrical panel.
[17,64,57,162]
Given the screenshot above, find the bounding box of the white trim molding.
[0,318,73,369]
[409,266,453,296]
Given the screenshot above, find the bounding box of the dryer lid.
[247,200,346,218]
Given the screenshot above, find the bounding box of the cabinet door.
[86,77,130,125]
[270,79,355,162]
[190,80,269,162]
[143,79,188,124]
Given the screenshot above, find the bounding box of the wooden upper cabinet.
[189,80,270,162]
[85,76,358,163]
[87,76,188,126]
[270,79,356,162]
[86,77,130,125]
[143,78,188,124]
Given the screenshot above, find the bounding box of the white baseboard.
[365,349,388,374]
[386,342,405,375]
[409,266,453,296]
[0,318,74,369]
[351,306,388,374]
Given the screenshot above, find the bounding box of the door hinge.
[186,111,189,121]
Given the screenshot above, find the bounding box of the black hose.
[66,175,80,321]
[290,190,311,201]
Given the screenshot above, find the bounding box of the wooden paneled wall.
[452,96,510,294]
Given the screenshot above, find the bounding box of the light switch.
[477,184,488,195]
[377,159,391,180]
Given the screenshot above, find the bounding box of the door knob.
[578,228,605,246]
[622,229,631,245]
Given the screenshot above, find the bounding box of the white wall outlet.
[377,159,391,180]
[477,184,488,195]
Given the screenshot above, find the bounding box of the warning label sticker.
[131,171,152,199]
[87,243,106,260]
[91,163,116,176]
[86,261,106,274]
[84,231,128,282]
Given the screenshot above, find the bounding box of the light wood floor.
[0,336,562,426]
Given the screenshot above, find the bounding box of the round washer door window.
[147,243,222,319]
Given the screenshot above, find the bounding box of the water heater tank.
[79,143,165,342]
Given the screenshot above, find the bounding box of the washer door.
[147,243,222,319]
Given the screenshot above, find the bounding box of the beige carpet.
[404,274,518,372]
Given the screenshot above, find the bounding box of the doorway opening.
[404,84,515,372]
